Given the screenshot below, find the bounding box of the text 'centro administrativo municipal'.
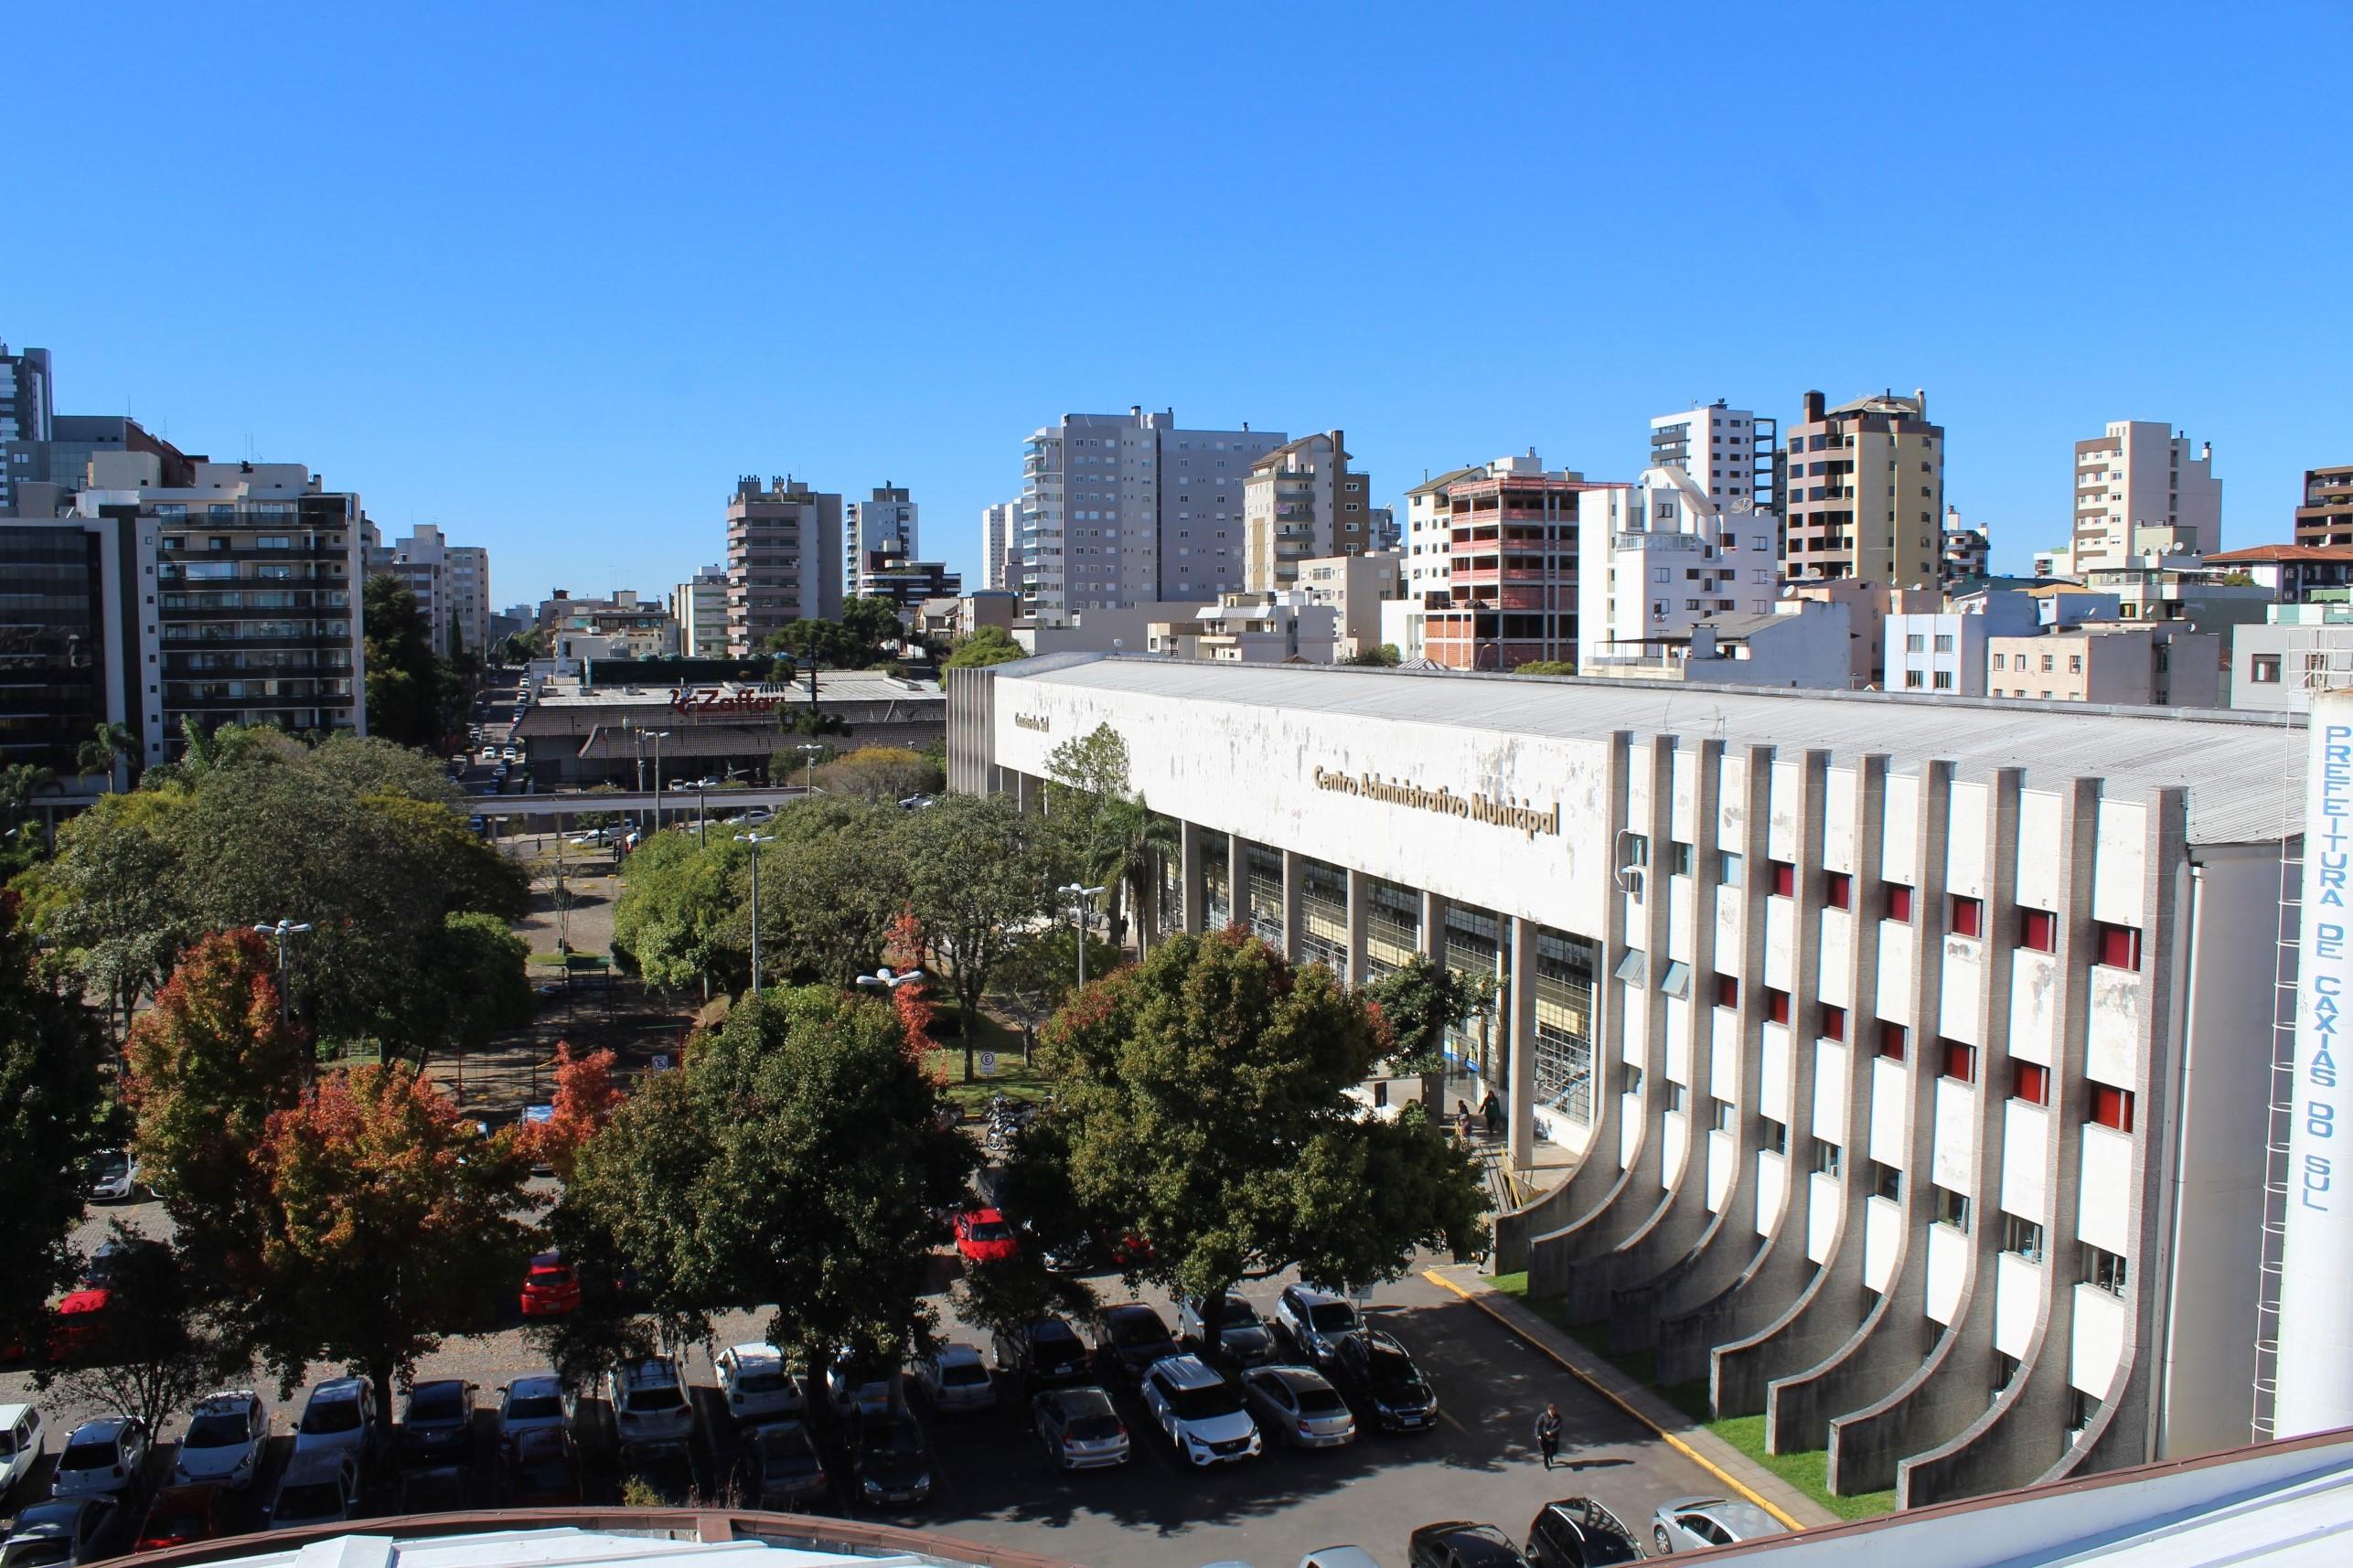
[1310,765,1561,840]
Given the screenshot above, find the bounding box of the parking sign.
[978,1051,997,1079]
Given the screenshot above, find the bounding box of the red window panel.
[1877,1022,1909,1061]
[1822,1004,1847,1043]
[1770,861,1797,897]
[1826,872,1853,911]
[2020,908,2058,954]
[1716,973,1740,1009]
[2013,1061,2049,1105]
[2091,1084,2135,1133]
[2096,923,2143,970]
[1941,1040,1976,1083]
[1885,883,1915,923]
[1766,987,1791,1025]
[1951,894,1984,938]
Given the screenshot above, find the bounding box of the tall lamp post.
[856,965,926,996]
[252,919,313,1028]
[797,742,825,793]
[647,731,671,834]
[735,831,775,994]
[1058,882,1106,992]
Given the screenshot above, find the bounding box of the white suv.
[175,1392,269,1489]
[606,1358,694,1450]
[0,1405,45,1500]
[714,1343,805,1425]
[292,1377,377,1465]
[1138,1354,1260,1467]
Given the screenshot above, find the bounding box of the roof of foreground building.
[120,1516,1070,1568]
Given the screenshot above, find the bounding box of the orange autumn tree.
[520,1043,625,1179]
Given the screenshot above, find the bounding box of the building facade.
[0,510,140,788]
[1985,624,2221,707]
[0,343,54,512]
[1583,450,1781,659]
[2070,421,2220,571]
[1240,431,1374,591]
[980,501,1020,592]
[1297,549,1403,657]
[846,485,918,598]
[1941,507,1991,588]
[2293,465,2353,547]
[669,564,729,657]
[1784,390,1945,588]
[1016,408,1284,616]
[950,656,2290,1509]
[1426,452,1627,670]
[365,523,490,658]
[725,475,844,656]
[2229,602,2353,714]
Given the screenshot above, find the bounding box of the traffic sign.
[650,1053,672,1072]
[978,1051,998,1079]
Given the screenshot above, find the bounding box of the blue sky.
[10,3,2348,603]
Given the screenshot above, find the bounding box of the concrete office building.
[2230,602,2353,715]
[1648,400,1779,517]
[2070,422,2220,570]
[1241,431,1375,592]
[669,564,728,657]
[1425,451,1630,670]
[1016,408,1284,616]
[2293,464,2353,547]
[980,501,1020,592]
[1785,390,1944,588]
[0,505,142,790]
[949,656,2294,1508]
[725,475,843,655]
[846,485,917,598]
[0,343,54,511]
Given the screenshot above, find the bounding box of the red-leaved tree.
[519,1043,624,1180]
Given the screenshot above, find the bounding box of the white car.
[910,1342,997,1413]
[50,1418,147,1499]
[823,1356,899,1420]
[1240,1365,1356,1448]
[0,1405,45,1500]
[714,1343,805,1424]
[606,1358,694,1450]
[292,1377,376,1465]
[1138,1354,1261,1467]
[175,1392,269,1490]
[85,1150,139,1203]
[1649,1496,1788,1554]
[495,1372,572,1445]
[265,1451,360,1531]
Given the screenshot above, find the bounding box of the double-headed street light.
[1058,882,1106,991]
[857,965,926,995]
[735,832,775,994]
[252,919,313,1027]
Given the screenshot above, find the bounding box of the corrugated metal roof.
[993,656,2306,846]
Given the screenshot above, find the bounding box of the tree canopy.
[0,889,102,1351]
[361,574,450,750]
[1364,951,1495,1073]
[942,626,1026,669]
[763,597,906,671]
[810,746,943,805]
[900,792,1063,1079]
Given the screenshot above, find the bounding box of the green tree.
[1018,928,1488,1346]
[1043,722,1176,953]
[76,722,136,793]
[0,889,103,1355]
[765,597,904,671]
[810,746,944,805]
[902,793,1061,1081]
[742,802,910,987]
[1364,951,1495,1073]
[434,912,536,1051]
[0,763,59,870]
[1342,643,1402,667]
[362,573,447,749]
[611,830,749,995]
[943,626,1026,669]
[1086,796,1178,957]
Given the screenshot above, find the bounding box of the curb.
[1421,1266,1835,1531]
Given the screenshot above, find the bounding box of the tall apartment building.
[979,501,1020,592]
[2070,421,2220,570]
[724,475,843,656]
[1424,451,1629,670]
[1401,465,1483,610]
[364,523,491,658]
[2294,464,2353,547]
[1647,400,1778,515]
[1582,405,1783,657]
[1016,408,1284,616]
[0,343,53,511]
[846,485,918,598]
[668,564,728,656]
[1784,389,1944,588]
[1240,431,1374,591]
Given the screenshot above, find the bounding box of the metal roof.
[992,655,2306,846]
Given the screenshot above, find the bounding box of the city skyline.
[8,4,2347,603]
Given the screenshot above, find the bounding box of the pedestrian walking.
[1535,1403,1562,1469]
[1481,1091,1503,1137]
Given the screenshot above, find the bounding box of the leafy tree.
[1342,643,1402,667]
[35,1231,248,1441]
[519,1043,624,1180]
[943,626,1026,669]
[902,793,1061,1080]
[434,912,536,1051]
[810,746,944,805]
[743,805,910,987]
[1043,722,1175,953]
[250,1063,536,1416]
[0,889,103,1353]
[1364,951,1495,1073]
[765,597,904,671]
[362,573,447,749]
[1513,659,1577,676]
[0,763,59,871]
[950,1252,1097,1349]
[1018,928,1488,1347]
[611,830,749,994]
[989,923,1124,1061]
[1086,796,1178,956]
[76,722,136,792]
[495,627,546,667]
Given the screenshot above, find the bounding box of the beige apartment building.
[1986,624,2220,707]
[1783,389,1944,588]
[725,475,844,655]
[2070,421,2220,570]
[2294,464,2353,547]
[1241,431,1374,591]
[1295,549,1401,657]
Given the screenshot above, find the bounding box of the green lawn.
[925,1013,1054,1114]
[1487,1272,1897,1521]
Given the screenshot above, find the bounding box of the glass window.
[1941,1040,1976,1082]
[2005,1214,2046,1261]
[2013,1061,2050,1105]
[1660,961,1693,999]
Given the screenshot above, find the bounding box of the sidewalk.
[1422,1263,1840,1531]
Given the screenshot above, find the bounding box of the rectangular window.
[2095,922,2143,970]
[1716,973,1740,1009]
[1826,871,1853,910]
[1905,670,1925,689]
[1710,1097,1735,1132]
[1660,961,1693,999]
[2252,654,2283,684]
[1885,883,1915,923]
[1822,1004,1847,1043]
[1766,987,1791,1026]
[1933,670,1954,690]
[1720,851,1744,889]
[2013,1061,2050,1105]
[1621,1064,1645,1097]
[2084,1243,2129,1296]
[2091,1084,2134,1133]
[2020,908,2058,953]
[1905,633,1924,653]
[1672,841,1695,877]
[1952,894,1984,938]
[1934,1187,1971,1231]
[1770,860,1796,897]
[1762,1117,1789,1156]
[2005,1214,2046,1262]
[1812,1138,1843,1177]
[1994,652,2006,671]
[1869,1160,1904,1201]
[1941,1040,1977,1083]
[1877,1022,1909,1061]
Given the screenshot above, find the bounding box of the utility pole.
[736,832,775,993]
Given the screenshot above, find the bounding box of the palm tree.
[1089,796,1180,959]
[0,763,59,856]
[76,721,135,793]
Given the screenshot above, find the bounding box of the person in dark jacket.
[1481,1091,1503,1137]
[1535,1403,1562,1468]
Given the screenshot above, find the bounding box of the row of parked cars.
[1405,1493,1788,1567]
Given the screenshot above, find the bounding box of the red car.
[50,1287,112,1359]
[953,1208,1020,1265]
[519,1253,581,1317]
[136,1485,224,1552]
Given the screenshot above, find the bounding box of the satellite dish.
[1731,497,1755,515]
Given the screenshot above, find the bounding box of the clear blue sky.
[11,3,2348,603]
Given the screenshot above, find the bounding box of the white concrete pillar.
[1345,869,1369,986]
[1282,850,1305,963]
[1180,820,1205,936]
[1510,914,1537,1168]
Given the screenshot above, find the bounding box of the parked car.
[1648,1497,1786,1555]
[822,1356,898,1421]
[519,1253,582,1317]
[0,1404,44,1500]
[1273,1285,1362,1367]
[1239,1365,1356,1448]
[733,1423,828,1510]
[51,1417,148,1499]
[84,1150,139,1203]
[1330,1329,1439,1433]
[132,1486,222,1553]
[395,1466,470,1514]
[48,1289,111,1361]
[910,1343,996,1413]
[1179,1292,1280,1367]
[174,1392,269,1490]
[1093,1304,1182,1386]
[952,1208,1020,1265]
[495,1373,570,1445]
[609,1358,695,1449]
[989,1317,1092,1385]
[265,1451,360,1531]
[1031,1384,1128,1471]
[1298,1551,1387,1568]
[617,1445,696,1505]
[1524,1499,1642,1568]
[2,1498,120,1568]
[1139,1354,1259,1467]
[850,1411,932,1508]
[1409,1523,1529,1568]
[293,1377,378,1465]
[715,1343,806,1424]
[400,1380,476,1467]
[501,1429,581,1507]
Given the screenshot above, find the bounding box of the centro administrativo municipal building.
[947,654,2303,1509]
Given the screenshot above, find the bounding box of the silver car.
[911,1342,997,1413]
[1240,1365,1356,1448]
[1649,1495,1787,1554]
[1031,1384,1128,1471]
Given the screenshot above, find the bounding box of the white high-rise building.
[846,485,918,597]
[1018,408,1285,616]
[980,501,1020,592]
[2070,421,2220,571]
[669,564,728,657]
[364,522,492,659]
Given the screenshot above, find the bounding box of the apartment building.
[1296,549,1403,658]
[1578,599,1855,688]
[668,564,728,656]
[846,485,917,598]
[2070,421,2220,571]
[1425,452,1629,670]
[856,549,962,623]
[364,523,490,658]
[1648,400,1779,517]
[2230,601,2353,714]
[0,342,53,511]
[1784,390,1944,587]
[1016,407,1285,616]
[2204,542,2353,605]
[539,589,679,659]
[725,475,843,655]
[1986,624,2220,707]
[0,505,139,789]
[2292,464,2353,547]
[979,501,1020,592]
[1942,507,1991,587]
[1146,591,1340,663]
[1883,592,2043,697]
[1240,431,1374,591]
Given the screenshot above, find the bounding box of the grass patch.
[925,1015,1054,1113]
[1487,1272,1891,1520]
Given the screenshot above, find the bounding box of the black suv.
[1525,1498,1642,1568]
[1330,1328,1439,1432]
[989,1316,1093,1385]
[1409,1521,1529,1568]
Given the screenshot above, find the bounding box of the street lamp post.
[252,919,313,1028]
[797,742,825,793]
[735,832,775,993]
[1058,882,1107,991]
[856,965,926,996]
[647,731,672,834]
